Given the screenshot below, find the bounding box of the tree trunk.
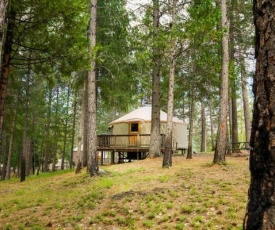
[229,18,239,152]
[5,93,19,180]
[149,0,161,158]
[187,88,194,159]
[200,100,206,152]
[209,98,215,151]
[1,133,8,180]
[75,101,84,174]
[70,90,77,169]
[76,89,86,172]
[87,0,99,177]
[43,87,52,172]
[228,96,232,143]
[22,64,31,179]
[82,79,88,167]
[231,88,239,151]
[240,54,251,144]
[163,0,177,168]
[243,1,275,228]
[163,58,175,167]
[5,108,17,179]
[20,156,26,182]
[52,86,59,172]
[213,0,229,164]
[163,55,175,167]
[61,86,70,170]
[0,0,8,66]
[0,9,15,148]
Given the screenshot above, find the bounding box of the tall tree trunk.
[209,98,215,151]
[52,86,59,172]
[61,86,70,170]
[75,94,84,174]
[70,90,77,169]
[231,87,239,151]
[228,97,232,142]
[187,88,194,159]
[163,0,177,168]
[243,1,275,228]
[43,87,53,172]
[22,64,31,180]
[240,54,251,144]
[163,54,175,167]
[149,0,161,158]
[229,18,239,152]
[87,0,99,176]
[200,100,206,152]
[5,94,19,180]
[213,0,229,163]
[82,80,88,167]
[0,0,8,65]
[0,9,15,149]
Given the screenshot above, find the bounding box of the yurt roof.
[110,105,186,125]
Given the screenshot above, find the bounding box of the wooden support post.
[111,151,115,164]
[101,151,104,165]
[137,151,139,160]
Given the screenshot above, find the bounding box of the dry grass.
[0,153,250,230]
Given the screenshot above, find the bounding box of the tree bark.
[163,59,175,167]
[75,96,84,174]
[243,1,275,228]
[61,86,70,170]
[187,88,194,159]
[22,63,31,179]
[82,79,88,167]
[200,100,206,152]
[231,91,239,150]
[5,94,19,180]
[43,87,53,172]
[149,0,161,158]
[229,18,239,152]
[213,0,229,163]
[209,98,215,151]
[70,90,77,169]
[52,86,59,172]
[0,0,8,66]
[0,9,15,148]
[163,0,177,168]
[240,54,251,144]
[87,0,99,176]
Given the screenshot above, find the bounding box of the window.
[131,123,139,132]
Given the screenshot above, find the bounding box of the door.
[129,122,139,146]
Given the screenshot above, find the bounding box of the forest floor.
[0,153,250,230]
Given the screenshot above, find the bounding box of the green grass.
[0,155,250,229]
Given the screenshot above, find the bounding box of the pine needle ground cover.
[0,154,249,230]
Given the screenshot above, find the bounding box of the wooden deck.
[97,134,165,164]
[96,134,186,164]
[97,134,165,151]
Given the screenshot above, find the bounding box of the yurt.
[108,104,188,152]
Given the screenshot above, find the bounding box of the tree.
[0,7,16,147]
[213,0,229,163]
[162,0,178,168]
[240,55,251,144]
[149,0,162,158]
[87,0,99,177]
[200,100,206,152]
[0,0,8,66]
[186,87,194,159]
[243,1,275,228]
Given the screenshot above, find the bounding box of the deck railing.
[97,134,165,148]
